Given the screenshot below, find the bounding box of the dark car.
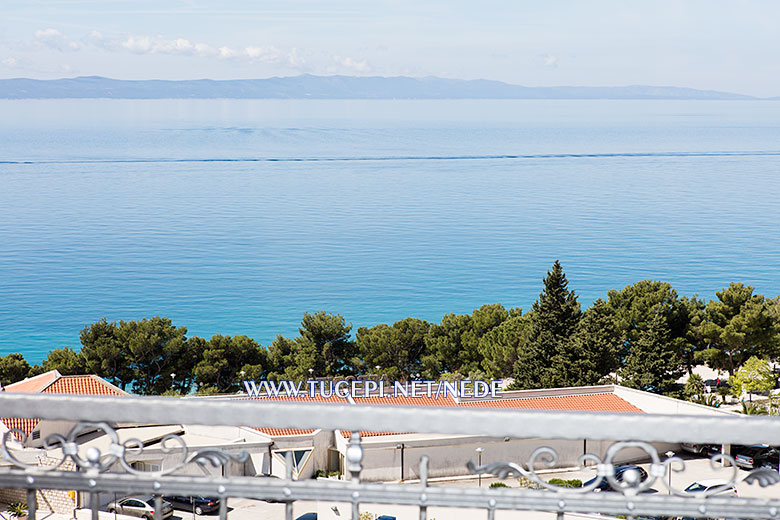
[584,465,649,492]
[734,445,779,469]
[162,496,221,515]
[680,443,720,456]
[295,514,317,520]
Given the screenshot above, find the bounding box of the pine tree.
[619,310,684,394]
[511,260,581,389]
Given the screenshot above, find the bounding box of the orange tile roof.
[254,428,317,437]
[1,374,126,441]
[42,375,126,396]
[245,394,345,436]
[246,393,346,403]
[1,418,41,441]
[340,430,409,438]
[459,393,643,413]
[5,371,61,393]
[351,394,459,407]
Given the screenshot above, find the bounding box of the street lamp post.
[476,447,484,487]
[665,450,675,494]
[396,443,405,481]
[170,373,175,391]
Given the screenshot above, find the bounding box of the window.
[32,430,40,440]
[272,448,313,479]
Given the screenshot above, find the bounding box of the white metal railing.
[1,392,780,520]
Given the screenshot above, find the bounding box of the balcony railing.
[2,392,780,520]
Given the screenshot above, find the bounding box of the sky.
[1,0,779,97]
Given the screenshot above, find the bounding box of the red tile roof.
[42,375,126,396]
[459,393,643,413]
[1,373,126,441]
[254,428,317,437]
[4,371,61,393]
[246,393,345,436]
[351,394,459,407]
[1,418,41,441]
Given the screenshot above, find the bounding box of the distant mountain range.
[0,75,762,100]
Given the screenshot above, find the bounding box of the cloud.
[34,28,81,52]
[218,46,239,59]
[333,55,370,73]
[17,28,309,71]
[541,53,558,67]
[0,55,75,74]
[244,45,281,62]
[121,35,217,57]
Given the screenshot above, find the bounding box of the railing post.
[153,494,162,520]
[90,491,99,520]
[285,451,293,520]
[419,455,428,520]
[26,489,37,520]
[347,432,363,520]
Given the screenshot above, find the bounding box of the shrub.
[548,478,582,488]
[8,503,27,519]
[517,477,542,489]
[489,482,509,488]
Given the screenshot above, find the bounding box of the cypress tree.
[511,260,581,389]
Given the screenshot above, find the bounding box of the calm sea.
[1,99,780,363]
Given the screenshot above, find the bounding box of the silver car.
[106,496,174,520]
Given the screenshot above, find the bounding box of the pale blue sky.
[1,0,779,97]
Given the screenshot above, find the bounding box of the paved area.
[4,455,770,520]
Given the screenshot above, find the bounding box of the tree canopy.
[5,270,780,399]
[696,283,780,375]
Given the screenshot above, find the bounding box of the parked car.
[680,443,720,456]
[162,495,220,515]
[734,445,779,469]
[683,479,738,497]
[295,514,317,520]
[106,496,174,520]
[584,465,649,491]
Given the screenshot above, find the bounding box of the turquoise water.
[1,99,780,362]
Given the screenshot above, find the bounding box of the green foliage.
[356,317,430,381]
[516,477,542,489]
[267,312,355,380]
[696,283,780,375]
[299,311,356,376]
[548,478,582,488]
[7,502,27,518]
[477,312,532,379]
[489,481,509,488]
[690,393,721,407]
[511,261,581,389]
[114,316,189,395]
[422,304,509,378]
[619,310,684,394]
[607,281,692,395]
[564,299,623,386]
[80,318,133,389]
[0,353,31,386]
[741,401,769,415]
[730,356,775,401]
[684,374,705,399]
[41,346,87,375]
[81,317,194,394]
[193,334,265,393]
